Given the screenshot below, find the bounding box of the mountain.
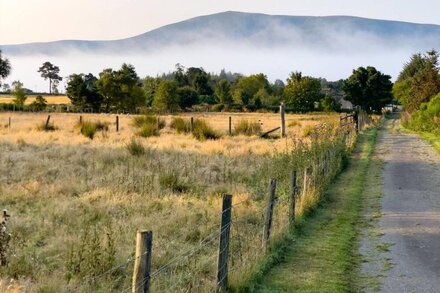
[2,11,440,56]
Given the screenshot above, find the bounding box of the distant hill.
[2,11,440,55]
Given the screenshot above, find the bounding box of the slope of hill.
[2,11,440,55]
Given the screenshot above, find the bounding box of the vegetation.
[249,127,380,292]
[125,138,146,156]
[30,95,47,111]
[234,119,262,136]
[0,50,11,86]
[192,119,220,141]
[38,61,62,94]
[132,114,165,137]
[284,72,322,112]
[343,66,393,113]
[170,117,191,134]
[398,50,440,136]
[79,120,109,139]
[11,81,27,106]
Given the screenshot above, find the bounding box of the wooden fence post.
[116,115,119,132]
[217,194,232,292]
[303,168,308,197]
[263,179,277,250]
[45,115,51,128]
[290,171,297,224]
[228,116,232,136]
[8,117,11,129]
[190,117,194,132]
[79,115,83,124]
[280,103,286,137]
[132,230,153,293]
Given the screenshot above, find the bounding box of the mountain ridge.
[2,11,440,55]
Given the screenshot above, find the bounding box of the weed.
[36,122,57,132]
[80,120,108,139]
[126,138,146,156]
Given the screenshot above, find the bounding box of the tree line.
[0,49,395,113]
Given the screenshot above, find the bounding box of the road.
[378,118,440,292]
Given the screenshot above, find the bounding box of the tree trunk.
[49,78,52,94]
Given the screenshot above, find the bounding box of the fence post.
[228,116,232,136]
[280,103,286,137]
[303,168,308,196]
[217,194,232,292]
[132,230,153,293]
[263,179,277,250]
[290,171,297,224]
[8,117,11,129]
[79,115,83,124]
[190,117,194,132]
[116,115,119,132]
[45,115,51,128]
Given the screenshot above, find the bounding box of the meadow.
[0,111,351,292]
[0,95,70,105]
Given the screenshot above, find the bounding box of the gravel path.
[379,118,440,292]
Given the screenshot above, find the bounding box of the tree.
[66,73,102,111]
[143,76,161,107]
[319,96,341,112]
[38,61,62,94]
[11,81,27,106]
[186,67,213,96]
[96,69,118,112]
[232,73,271,107]
[177,86,198,109]
[215,80,233,105]
[30,95,47,111]
[343,66,393,113]
[2,83,10,93]
[0,50,11,86]
[152,80,179,112]
[115,63,144,112]
[283,72,322,112]
[394,50,440,112]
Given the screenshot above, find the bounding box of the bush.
[126,138,146,156]
[132,115,165,129]
[132,115,165,137]
[80,120,108,139]
[234,119,262,136]
[211,104,225,112]
[170,117,191,134]
[192,119,221,141]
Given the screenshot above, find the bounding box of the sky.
[1,0,440,45]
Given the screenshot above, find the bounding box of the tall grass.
[234,119,262,136]
[132,115,165,137]
[79,120,108,139]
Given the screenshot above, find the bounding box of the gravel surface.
[379,118,440,293]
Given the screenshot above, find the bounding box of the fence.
[55,110,373,293]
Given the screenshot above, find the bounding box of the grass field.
[0,111,353,292]
[0,95,70,105]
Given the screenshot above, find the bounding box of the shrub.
[132,115,165,137]
[126,138,146,156]
[192,119,221,141]
[170,117,191,134]
[211,104,225,112]
[234,119,262,136]
[80,120,108,139]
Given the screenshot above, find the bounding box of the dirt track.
[378,118,440,292]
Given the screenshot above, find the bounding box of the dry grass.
[0,112,339,156]
[0,95,70,105]
[0,111,347,292]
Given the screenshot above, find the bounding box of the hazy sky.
[1,0,440,45]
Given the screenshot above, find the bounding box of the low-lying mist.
[1,44,431,93]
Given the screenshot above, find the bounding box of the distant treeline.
[0,48,396,114]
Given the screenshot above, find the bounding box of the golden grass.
[0,111,347,292]
[0,112,339,156]
[0,95,70,105]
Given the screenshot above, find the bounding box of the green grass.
[242,126,379,292]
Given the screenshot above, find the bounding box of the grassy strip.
[412,131,440,154]
[234,126,378,292]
